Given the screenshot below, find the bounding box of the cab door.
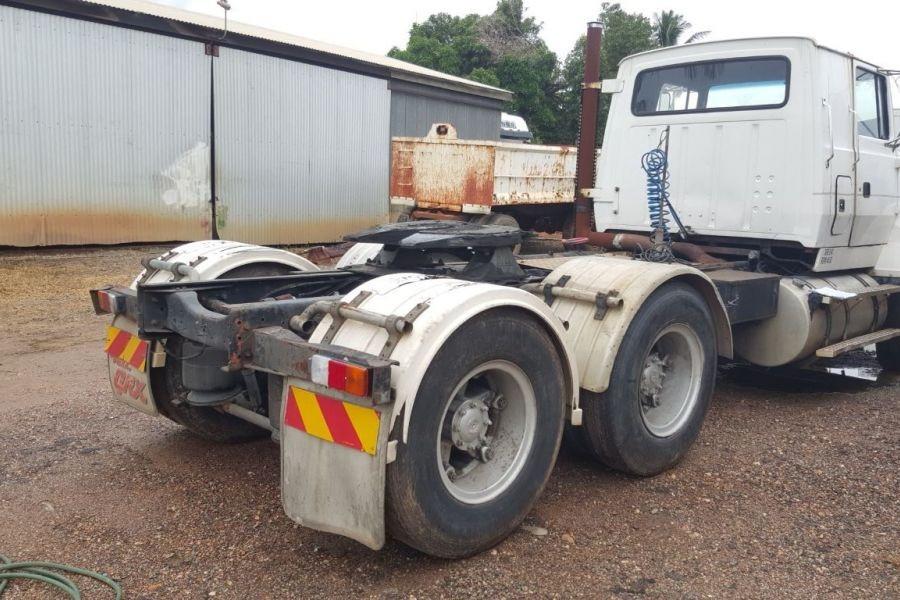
[851,63,900,246]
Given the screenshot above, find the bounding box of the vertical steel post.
[574,22,602,238]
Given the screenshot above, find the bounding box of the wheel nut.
[493,395,507,410]
[446,467,458,481]
[479,446,494,462]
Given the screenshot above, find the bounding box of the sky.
[163,0,899,103]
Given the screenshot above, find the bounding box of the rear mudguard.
[281,273,578,550]
[133,239,318,287]
[105,314,158,415]
[109,240,317,413]
[310,273,579,439]
[539,255,732,394]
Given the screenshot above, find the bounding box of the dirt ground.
[0,245,897,599]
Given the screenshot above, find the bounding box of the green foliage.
[652,10,709,47]
[387,13,490,76]
[557,3,656,143]
[389,2,706,144]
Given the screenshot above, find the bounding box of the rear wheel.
[577,282,717,476]
[386,309,565,558]
[876,293,900,372]
[476,213,521,253]
[150,262,294,442]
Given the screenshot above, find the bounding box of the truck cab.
[594,37,900,275]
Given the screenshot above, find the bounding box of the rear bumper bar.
[90,282,394,406]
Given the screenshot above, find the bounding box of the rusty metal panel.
[492,143,577,205]
[389,135,585,211]
[0,5,211,246]
[213,46,390,245]
[390,138,496,213]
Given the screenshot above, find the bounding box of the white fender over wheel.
[335,242,383,269]
[118,240,318,440]
[309,273,579,438]
[540,255,732,394]
[133,240,318,287]
[290,273,579,554]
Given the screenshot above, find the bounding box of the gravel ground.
[0,245,898,599]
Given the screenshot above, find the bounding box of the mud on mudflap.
[280,377,394,549]
[104,315,161,416]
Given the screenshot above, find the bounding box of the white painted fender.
[119,240,317,417]
[131,240,318,288]
[309,273,579,441]
[540,256,732,395]
[335,242,383,269]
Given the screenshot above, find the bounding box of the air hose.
[641,146,673,243]
[639,126,689,263]
[0,554,122,599]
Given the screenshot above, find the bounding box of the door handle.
[862,182,871,198]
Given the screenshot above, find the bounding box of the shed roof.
[5,0,513,102]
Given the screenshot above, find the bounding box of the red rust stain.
[1,210,209,247]
[2,209,381,247]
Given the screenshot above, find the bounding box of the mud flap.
[280,378,392,549]
[105,316,158,416]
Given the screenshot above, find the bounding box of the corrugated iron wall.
[213,47,390,245]
[0,3,499,247]
[390,91,501,140]
[0,5,212,245]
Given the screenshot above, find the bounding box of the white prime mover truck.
[91,32,899,558]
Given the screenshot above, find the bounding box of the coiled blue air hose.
[641,147,672,243]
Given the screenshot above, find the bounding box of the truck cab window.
[633,57,789,116]
[855,68,889,140]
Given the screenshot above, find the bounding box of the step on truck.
[91,26,900,558]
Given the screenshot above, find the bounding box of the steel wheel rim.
[436,360,537,504]
[639,323,704,438]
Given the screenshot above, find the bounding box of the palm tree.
[653,10,709,47]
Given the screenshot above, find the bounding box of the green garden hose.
[0,554,122,599]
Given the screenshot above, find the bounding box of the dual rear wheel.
[386,283,717,556]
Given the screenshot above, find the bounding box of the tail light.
[92,289,127,315]
[309,355,370,397]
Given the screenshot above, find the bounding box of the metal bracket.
[543,275,571,305]
[581,81,602,90]
[321,291,372,344]
[379,301,430,359]
[594,291,618,320]
[535,276,622,320]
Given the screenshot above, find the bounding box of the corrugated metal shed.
[0,0,512,246]
[16,0,513,102]
[390,85,502,140]
[214,46,390,244]
[0,4,211,245]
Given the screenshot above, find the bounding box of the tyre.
[476,213,521,253]
[876,293,900,372]
[149,262,293,443]
[578,281,717,476]
[386,309,566,558]
[477,212,519,229]
[150,337,268,443]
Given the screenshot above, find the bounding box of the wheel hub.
[450,389,493,456]
[436,361,537,504]
[640,352,669,408]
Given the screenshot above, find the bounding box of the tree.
[653,10,709,47]
[388,0,561,143]
[388,2,706,144]
[387,13,490,77]
[557,3,656,144]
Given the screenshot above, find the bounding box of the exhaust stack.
[573,21,602,239]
